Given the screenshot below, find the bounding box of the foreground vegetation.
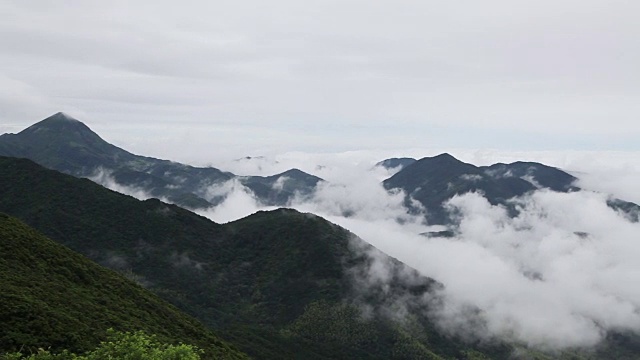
[2,329,201,360]
[0,212,247,359]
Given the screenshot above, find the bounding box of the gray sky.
[1,0,639,160]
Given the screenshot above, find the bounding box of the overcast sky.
[1,0,639,160]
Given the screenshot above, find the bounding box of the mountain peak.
[431,153,457,162]
[0,113,137,174]
[49,112,79,122]
[22,112,89,134]
[405,153,466,169]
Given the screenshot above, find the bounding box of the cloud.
[271,175,289,191]
[460,174,483,182]
[170,252,205,271]
[196,179,274,223]
[200,150,640,349]
[347,190,640,349]
[88,167,155,201]
[84,149,640,349]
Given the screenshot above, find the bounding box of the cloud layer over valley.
[88,149,640,349]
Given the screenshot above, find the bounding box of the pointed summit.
[0,113,135,174]
[49,111,80,122]
[22,112,91,135]
[0,113,324,210]
[431,152,457,161]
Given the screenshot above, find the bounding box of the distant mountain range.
[2,113,637,227]
[380,153,639,225]
[0,112,321,209]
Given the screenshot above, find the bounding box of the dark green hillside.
[156,208,503,360]
[0,156,508,359]
[0,156,224,254]
[4,156,637,359]
[0,213,248,359]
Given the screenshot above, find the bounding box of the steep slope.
[0,213,248,359]
[4,156,639,359]
[0,112,220,208]
[0,112,136,172]
[0,113,321,209]
[0,156,511,359]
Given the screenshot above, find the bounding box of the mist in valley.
[90,148,640,350]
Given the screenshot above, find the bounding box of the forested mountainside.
[0,156,508,359]
[0,213,248,359]
[2,155,640,358]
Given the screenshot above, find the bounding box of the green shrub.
[3,329,202,360]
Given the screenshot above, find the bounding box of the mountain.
[4,156,640,358]
[0,212,248,359]
[0,112,136,170]
[0,112,321,209]
[239,168,323,205]
[383,153,640,225]
[0,155,521,359]
[382,154,539,224]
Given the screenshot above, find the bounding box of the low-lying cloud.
[85,150,640,350]
[197,178,276,223]
[426,191,640,348]
[89,167,156,201]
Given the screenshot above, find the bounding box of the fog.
[88,149,640,349]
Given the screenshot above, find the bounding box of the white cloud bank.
[415,191,640,348]
[85,150,640,349]
[196,150,640,349]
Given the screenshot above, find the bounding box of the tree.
[2,329,202,360]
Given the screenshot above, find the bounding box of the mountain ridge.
[380,153,639,225]
[2,155,640,358]
[0,113,322,210]
[0,155,514,359]
[383,154,536,224]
